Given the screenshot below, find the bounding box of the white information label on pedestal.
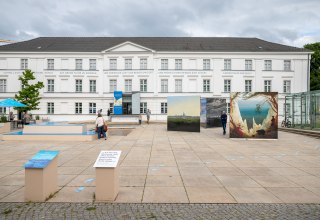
[93,151,121,168]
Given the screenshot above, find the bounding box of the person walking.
[95,113,106,140]
[9,111,15,121]
[146,109,151,124]
[221,111,227,135]
[107,108,111,121]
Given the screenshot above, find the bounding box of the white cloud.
[0,0,319,47]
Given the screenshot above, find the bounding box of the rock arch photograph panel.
[230,92,278,139]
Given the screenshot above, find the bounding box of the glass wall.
[284,90,320,130]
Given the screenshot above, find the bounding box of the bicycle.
[281,116,292,128]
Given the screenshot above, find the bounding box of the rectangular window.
[89,103,96,114]
[47,79,54,93]
[284,60,291,71]
[224,59,231,70]
[47,102,54,114]
[75,59,82,70]
[75,79,82,93]
[140,58,147,69]
[161,79,168,92]
[110,59,117,70]
[0,79,7,93]
[140,79,147,92]
[125,59,132,70]
[125,79,132,92]
[75,102,82,114]
[245,60,252,70]
[224,80,231,92]
[109,79,117,92]
[161,59,168,70]
[175,79,182,92]
[175,59,182,70]
[203,79,210,92]
[21,59,28,69]
[89,59,96,70]
[161,102,167,114]
[245,80,252,92]
[0,107,6,114]
[109,103,114,114]
[140,102,147,114]
[226,103,230,114]
[47,59,54,70]
[90,80,96,93]
[283,80,291,93]
[203,59,210,70]
[264,80,272,92]
[264,60,272,71]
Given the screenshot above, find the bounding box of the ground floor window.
[0,107,6,114]
[226,103,230,114]
[89,103,96,114]
[75,102,82,114]
[47,102,54,114]
[109,103,114,114]
[140,102,147,114]
[161,102,167,114]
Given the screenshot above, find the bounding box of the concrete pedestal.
[93,150,121,201]
[24,150,59,202]
[95,167,119,201]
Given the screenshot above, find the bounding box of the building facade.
[0,37,312,121]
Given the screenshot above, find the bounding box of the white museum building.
[0,37,312,121]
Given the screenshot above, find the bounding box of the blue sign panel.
[114,91,123,115]
[24,150,59,169]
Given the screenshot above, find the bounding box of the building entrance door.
[122,94,132,115]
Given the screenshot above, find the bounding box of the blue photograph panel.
[25,150,59,169]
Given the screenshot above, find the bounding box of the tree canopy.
[14,69,44,112]
[304,42,320,91]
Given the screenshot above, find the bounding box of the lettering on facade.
[158,71,207,75]
[104,71,152,75]
[223,71,253,75]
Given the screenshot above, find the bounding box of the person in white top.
[95,113,106,140]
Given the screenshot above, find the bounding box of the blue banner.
[114,91,123,115]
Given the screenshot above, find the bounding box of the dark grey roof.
[0,37,310,52]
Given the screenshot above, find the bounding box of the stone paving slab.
[1,203,320,219]
[1,124,320,204]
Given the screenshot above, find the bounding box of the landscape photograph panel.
[230,92,278,139]
[167,96,200,132]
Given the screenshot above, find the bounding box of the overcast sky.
[1,0,319,47]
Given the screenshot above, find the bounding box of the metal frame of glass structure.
[284,90,320,130]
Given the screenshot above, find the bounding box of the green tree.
[304,42,320,91]
[14,69,44,112]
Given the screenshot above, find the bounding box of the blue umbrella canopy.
[0,98,27,107]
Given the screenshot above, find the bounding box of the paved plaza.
[1,124,320,218]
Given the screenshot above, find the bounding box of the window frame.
[264,80,272,92]
[89,102,97,114]
[75,79,82,93]
[109,79,117,92]
[47,102,54,114]
[21,59,28,70]
[47,59,54,70]
[175,59,182,70]
[224,79,231,92]
[140,79,147,92]
[125,58,132,70]
[125,79,132,92]
[245,59,252,71]
[140,102,147,114]
[110,59,117,70]
[75,59,82,70]
[264,60,272,71]
[283,80,291,93]
[175,79,182,92]
[89,59,96,70]
[161,79,168,93]
[47,79,54,93]
[75,102,82,114]
[0,79,7,93]
[161,102,167,114]
[224,59,231,70]
[245,80,252,92]
[203,79,210,92]
[161,59,168,70]
[89,80,96,93]
[203,59,210,70]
